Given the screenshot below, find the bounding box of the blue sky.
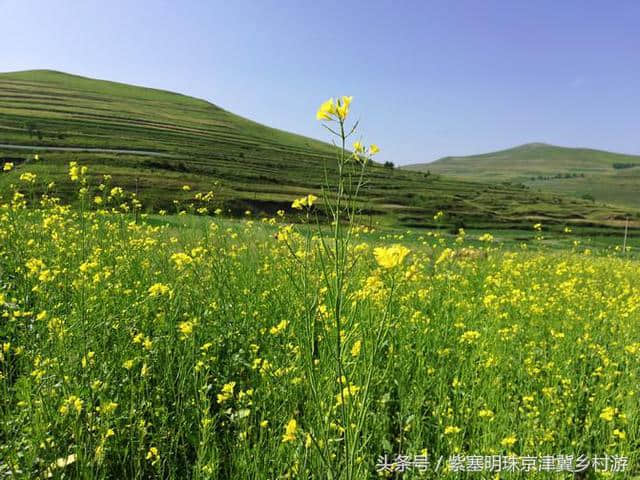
[2,0,639,164]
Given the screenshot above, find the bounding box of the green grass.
[405,142,640,209]
[3,70,640,480]
[1,199,639,478]
[149,212,640,258]
[2,110,639,477]
[1,70,639,236]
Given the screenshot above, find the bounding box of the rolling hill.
[1,70,639,233]
[405,143,640,209]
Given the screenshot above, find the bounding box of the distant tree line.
[530,172,585,181]
[24,121,65,141]
[25,121,43,140]
[612,163,639,170]
[581,193,595,202]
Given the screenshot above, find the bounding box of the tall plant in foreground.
[283,97,409,479]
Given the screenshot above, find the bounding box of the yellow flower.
[19,172,37,183]
[26,257,45,274]
[316,98,336,120]
[148,283,171,297]
[59,395,83,415]
[316,96,351,121]
[500,435,517,448]
[353,141,364,153]
[335,384,360,406]
[292,194,318,210]
[479,233,494,242]
[217,381,236,404]
[336,96,352,120]
[306,194,318,206]
[81,351,95,368]
[178,320,195,337]
[613,428,626,440]
[373,244,410,269]
[71,397,83,414]
[171,252,193,270]
[444,425,461,435]
[182,185,191,191]
[269,320,288,335]
[460,330,481,343]
[110,186,123,197]
[69,162,80,181]
[369,144,380,155]
[3,162,13,171]
[100,401,118,415]
[351,340,362,357]
[600,406,616,422]
[146,447,159,460]
[282,418,298,443]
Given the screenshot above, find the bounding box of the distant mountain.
[405,143,640,209]
[0,71,637,229]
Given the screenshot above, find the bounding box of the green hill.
[1,71,638,232]
[405,143,640,208]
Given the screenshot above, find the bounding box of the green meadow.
[1,75,640,480]
[1,180,639,478]
[406,143,640,210]
[1,70,638,237]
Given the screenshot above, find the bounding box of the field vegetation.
[1,70,638,235]
[406,143,640,210]
[1,97,639,479]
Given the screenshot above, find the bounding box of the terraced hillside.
[0,70,638,232]
[406,143,640,209]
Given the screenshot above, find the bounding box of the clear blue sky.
[2,0,639,164]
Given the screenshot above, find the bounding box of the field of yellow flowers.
[1,184,639,478]
[1,99,639,479]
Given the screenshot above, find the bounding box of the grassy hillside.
[1,71,639,232]
[405,143,640,208]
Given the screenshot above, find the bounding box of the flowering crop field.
[1,188,639,479]
[1,99,640,479]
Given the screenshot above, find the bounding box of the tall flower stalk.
[287,96,398,479]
